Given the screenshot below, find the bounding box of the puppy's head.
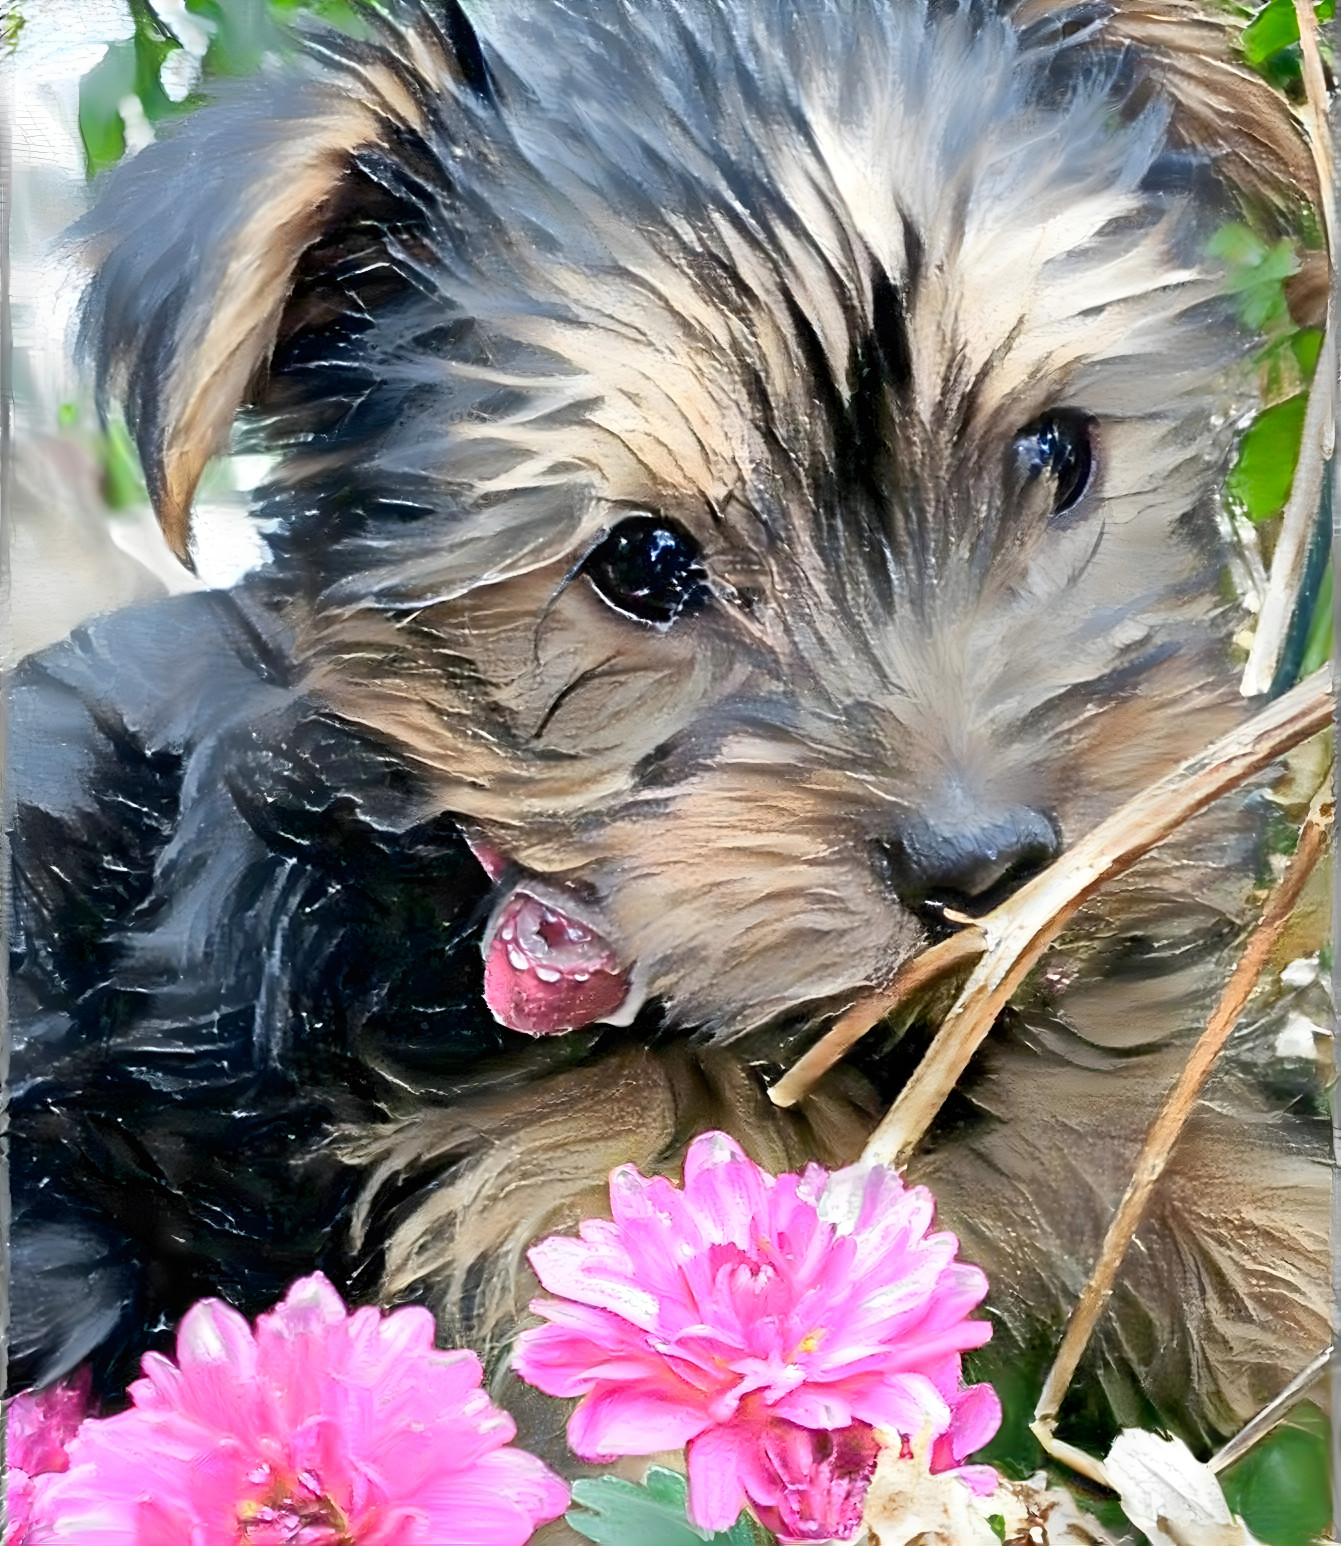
[83,0,1314,1036]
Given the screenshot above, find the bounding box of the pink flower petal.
[945,1382,1002,1455]
[766,1387,856,1430]
[568,1384,712,1459]
[527,1236,661,1325]
[412,1447,572,1543]
[929,1379,1003,1495]
[748,1420,880,1544]
[950,1462,1000,1497]
[686,1424,752,1532]
[6,1370,93,1481]
[513,1302,656,1399]
[21,1274,566,1546]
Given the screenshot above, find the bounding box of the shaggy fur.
[9,0,1328,1465]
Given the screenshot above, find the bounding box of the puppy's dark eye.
[1012,411,1095,516]
[582,516,710,626]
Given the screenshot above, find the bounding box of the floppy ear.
[77,3,493,565]
[1016,0,1320,214]
[1015,0,1325,329]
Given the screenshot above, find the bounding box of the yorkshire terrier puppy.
[9,0,1328,1463]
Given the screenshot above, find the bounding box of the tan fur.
[340,1042,881,1359]
[158,95,385,558]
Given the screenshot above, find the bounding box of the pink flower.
[928,1381,1002,1497]
[735,1419,882,1542]
[512,1131,996,1541]
[21,1274,568,1546]
[5,1370,93,1545]
[8,1369,93,1478]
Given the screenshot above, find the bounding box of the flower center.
[236,1469,352,1546]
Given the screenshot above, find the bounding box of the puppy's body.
[10,0,1329,1457]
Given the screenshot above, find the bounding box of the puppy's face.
[89,0,1299,1035]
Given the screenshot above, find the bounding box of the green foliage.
[184,0,364,79]
[54,404,150,511]
[1209,223,1300,337]
[1213,227,1330,693]
[1207,230,1318,531]
[1220,1410,1331,1546]
[78,0,368,178]
[1211,225,1328,685]
[1225,395,1308,521]
[1243,0,1334,66]
[1298,559,1333,677]
[100,419,150,510]
[567,1468,769,1546]
[79,0,184,177]
[1241,0,1334,92]
[2,4,25,53]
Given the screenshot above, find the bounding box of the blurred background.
[3,0,358,663]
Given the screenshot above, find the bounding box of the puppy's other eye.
[582,516,710,626]
[1012,411,1095,516]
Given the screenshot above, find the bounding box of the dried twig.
[1239,0,1334,698]
[1238,324,1335,697]
[856,667,1331,1166]
[1031,782,1333,1472]
[1293,0,1336,239]
[1208,1345,1333,1475]
[769,928,985,1108]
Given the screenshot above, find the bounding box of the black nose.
[879,807,1061,914]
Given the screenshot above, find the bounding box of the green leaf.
[1219,1411,1331,1546]
[184,0,366,77]
[1298,559,1333,679]
[1290,328,1324,379]
[269,0,368,26]
[1244,0,1302,66]
[99,419,149,511]
[78,0,372,177]
[78,0,185,177]
[1243,0,1335,65]
[2,5,24,54]
[1208,224,1300,337]
[186,0,282,79]
[1225,394,1308,520]
[567,1468,767,1546]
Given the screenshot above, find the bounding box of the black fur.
[8,589,491,1391]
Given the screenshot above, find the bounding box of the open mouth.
[470,841,643,1036]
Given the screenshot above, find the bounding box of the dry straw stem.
[1239,0,1335,698]
[1239,323,1335,697]
[1293,0,1336,238]
[769,928,985,1108]
[849,666,1331,1166]
[1208,1344,1333,1475]
[1030,779,1333,1477]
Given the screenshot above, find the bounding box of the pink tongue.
[482,889,631,1035]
